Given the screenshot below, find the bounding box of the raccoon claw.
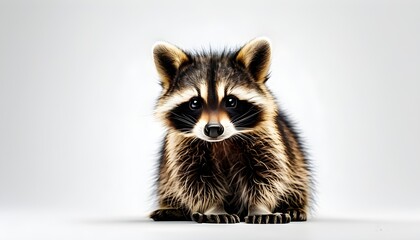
[192,212,240,224]
[192,212,204,223]
[289,210,307,221]
[245,213,291,224]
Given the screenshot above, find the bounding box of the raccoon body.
[150,38,311,224]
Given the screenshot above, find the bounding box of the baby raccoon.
[150,38,311,224]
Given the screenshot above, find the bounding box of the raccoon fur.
[150,37,311,224]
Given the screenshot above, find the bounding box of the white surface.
[1,0,420,239]
[1,210,419,240]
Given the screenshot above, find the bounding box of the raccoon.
[149,37,311,224]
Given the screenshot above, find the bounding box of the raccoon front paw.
[289,209,307,221]
[191,212,240,224]
[245,213,291,224]
[150,208,188,221]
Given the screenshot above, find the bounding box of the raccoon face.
[153,38,275,142]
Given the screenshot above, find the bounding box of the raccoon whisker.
[234,128,254,135]
[181,113,198,123]
[237,133,255,144]
[177,128,193,133]
[169,111,190,120]
[170,115,194,125]
[170,111,197,124]
[233,132,254,143]
[238,135,248,141]
[232,111,262,124]
[232,109,263,126]
[231,106,257,123]
[170,114,196,126]
[231,134,243,142]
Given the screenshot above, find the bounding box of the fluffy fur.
[150,38,312,224]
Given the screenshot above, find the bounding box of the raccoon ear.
[153,42,190,90]
[236,37,271,83]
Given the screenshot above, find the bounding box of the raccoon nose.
[204,124,224,138]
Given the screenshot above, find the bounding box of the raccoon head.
[153,37,277,142]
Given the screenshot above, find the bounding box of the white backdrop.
[1,0,420,223]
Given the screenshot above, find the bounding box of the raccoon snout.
[204,124,224,138]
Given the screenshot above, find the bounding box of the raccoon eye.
[189,97,202,110]
[225,96,238,108]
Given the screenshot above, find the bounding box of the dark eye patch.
[168,100,202,133]
[225,99,262,129]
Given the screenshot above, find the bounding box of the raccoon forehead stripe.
[199,83,208,103]
[228,87,266,106]
[216,81,226,102]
